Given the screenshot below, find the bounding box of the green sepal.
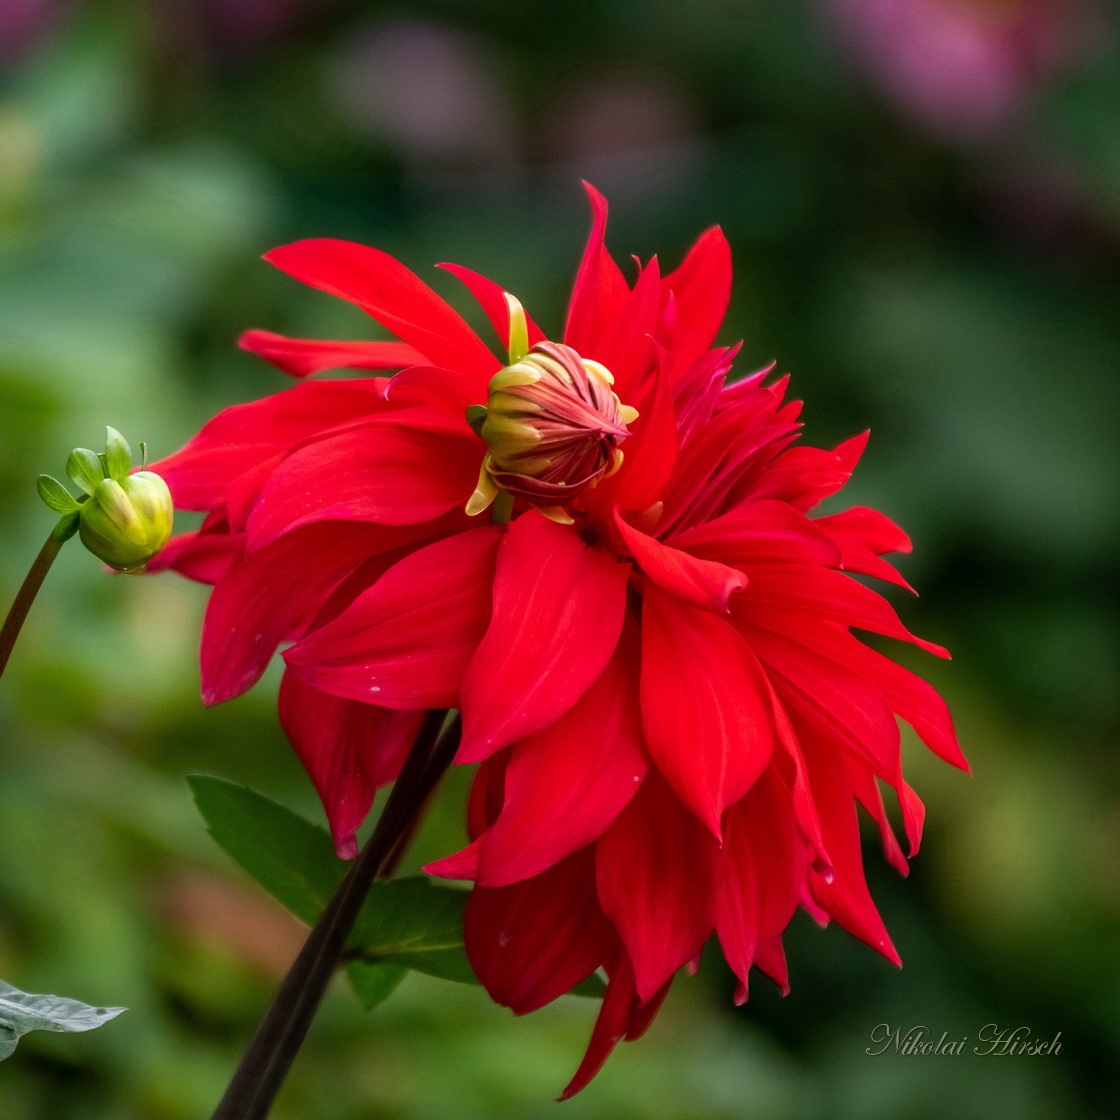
[37,474,79,515]
[66,448,104,495]
[52,511,81,542]
[102,426,132,482]
[465,404,488,437]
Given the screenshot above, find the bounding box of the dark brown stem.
[211,709,462,1120]
[0,531,64,682]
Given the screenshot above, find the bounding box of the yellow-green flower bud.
[79,471,173,573]
[39,427,174,572]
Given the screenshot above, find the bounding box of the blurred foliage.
[0,0,1118,1117]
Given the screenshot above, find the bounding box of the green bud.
[39,428,175,572]
[79,471,173,573]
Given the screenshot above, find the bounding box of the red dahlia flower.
[150,184,965,1096]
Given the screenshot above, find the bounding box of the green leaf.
[36,474,78,514]
[345,961,407,1011]
[0,979,124,1061]
[350,876,466,955]
[188,778,604,1007]
[65,448,104,495]
[187,775,344,926]
[102,426,132,482]
[570,972,607,999]
[377,945,478,986]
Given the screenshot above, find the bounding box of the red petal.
[145,527,242,585]
[716,769,808,1002]
[740,562,948,656]
[563,182,630,355]
[797,720,901,965]
[591,256,661,401]
[278,671,424,858]
[284,526,502,710]
[670,500,843,569]
[264,239,499,379]
[245,416,480,549]
[464,848,616,1015]
[385,364,488,417]
[816,506,914,590]
[640,588,775,837]
[558,952,636,1101]
[436,262,547,349]
[474,625,648,887]
[845,762,909,877]
[458,512,630,762]
[660,225,732,366]
[741,619,904,787]
[595,771,719,1001]
[200,521,404,705]
[150,379,388,511]
[238,329,426,379]
[614,508,745,612]
[755,620,968,773]
[588,344,678,515]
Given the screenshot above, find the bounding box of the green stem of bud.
[210,711,461,1120]
[0,528,66,683]
[490,490,514,525]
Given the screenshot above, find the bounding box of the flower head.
[150,184,964,1095]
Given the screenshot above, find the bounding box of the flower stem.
[0,530,65,683]
[210,709,461,1120]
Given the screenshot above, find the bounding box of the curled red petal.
[473,623,648,887]
[436,262,547,349]
[150,379,389,512]
[245,416,480,550]
[659,225,732,368]
[595,771,719,1002]
[464,848,615,1015]
[278,671,424,858]
[238,329,427,379]
[740,562,948,656]
[797,719,902,966]
[264,238,499,380]
[458,512,630,762]
[670,499,843,569]
[614,508,745,612]
[563,182,630,356]
[284,526,503,710]
[640,588,775,838]
[200,521,406,705]
[716,769,809,1003]
[145,527,242,585]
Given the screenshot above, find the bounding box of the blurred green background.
[1,0,1118,1117]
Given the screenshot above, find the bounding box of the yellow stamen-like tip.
[504,292,530,365]
[465,460,499,517]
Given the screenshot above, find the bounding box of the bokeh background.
[1,0,1118,1117]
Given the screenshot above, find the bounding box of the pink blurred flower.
[825,0,1095,140]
